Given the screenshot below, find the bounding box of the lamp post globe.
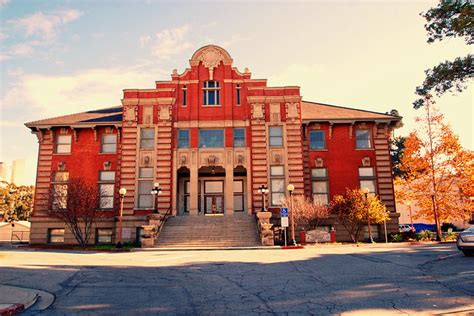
[117,187,127,248]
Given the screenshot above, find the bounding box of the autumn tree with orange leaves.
[397,96,473,240]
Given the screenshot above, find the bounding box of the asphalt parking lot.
[0,243,473,315]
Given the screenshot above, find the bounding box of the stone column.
[225,151,234,215]
[189,165,199,216]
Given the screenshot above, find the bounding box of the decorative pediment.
[189,45,233,80]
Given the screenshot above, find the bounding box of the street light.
[287,184,296,246]
[257,185,269,212]
[117,187,127,248]
[151,182,162,214]
[362,187,374,243]
[407,201,415,233]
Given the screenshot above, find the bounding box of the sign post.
[280,208,289,247]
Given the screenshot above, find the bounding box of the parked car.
[399,224,415,233]
[456,226,474,256]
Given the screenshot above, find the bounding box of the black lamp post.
[257,185,268,212]
[151,182,162,214]
[287,184,296,246]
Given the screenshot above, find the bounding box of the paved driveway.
[0,243,473,315]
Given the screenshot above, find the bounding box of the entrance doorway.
[204,180,224,214]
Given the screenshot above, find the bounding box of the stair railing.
[157,207,172,233]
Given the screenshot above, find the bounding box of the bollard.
[330,227,336,243]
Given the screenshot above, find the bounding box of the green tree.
[330,189,388,243]
[414,0,473,108]
[0,181,34,222]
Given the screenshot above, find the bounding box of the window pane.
[359,167,374,177]
[178,129,189,148]
[199,130,224,148]
[271,193,285,206]
[356,130,371,149]
[313,194,329,205]
[100,184,114,196]
[233,195,243,211]
[141,128,154,138]
[100,196,114,209]
[310,131,325,149]
[269,127,283,137]
[270,166,284,176]
[57,135,71,144]
[233,128,245,147]
[360,180,376,194]
[233,181,243,193]
[363,225,380,239]
[140,139,154,149]
[205,181,223,193]
[103,134,116,144]
[138,181,153,194]
[271,179,284,192]
[208,91,215,105]
[312,181,328,193]
[100,171,115,181]
[49,229,65,243]
[311,168,327,178]
[138,195,153,208]
[56,144,71,153]
[139,168,153,178]
[101,143,116,153]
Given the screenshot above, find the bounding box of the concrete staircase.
[155,214,260,248]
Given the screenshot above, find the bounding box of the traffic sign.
[281,217,289,227]
[280,207,288,217]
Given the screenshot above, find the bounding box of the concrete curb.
[0,303,24,316]
[0,285,54,315]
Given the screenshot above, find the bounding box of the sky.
[1,0,472,185]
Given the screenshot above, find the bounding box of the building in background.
[25,45,402,244]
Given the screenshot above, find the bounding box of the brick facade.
[25,45,401,244]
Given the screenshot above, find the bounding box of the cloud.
[140,25,192,59]
[0,0,9,7]
[9,9,82,41]
[1,66,166,118]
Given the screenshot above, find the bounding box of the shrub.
[391,233,403,242]
[420,229,432,241]
[444,231,458,241]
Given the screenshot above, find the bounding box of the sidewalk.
[0,285,54,315]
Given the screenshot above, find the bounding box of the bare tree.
[47,177,102,246]
[282,195,330,230]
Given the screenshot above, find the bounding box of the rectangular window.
[56,135,71,154]
[236,84,241,105]
[233,128,245,147]
[138,180,153,208]
[52,171,69,210]
[101,134,117,153]
[48,228,65,243]
[363,225,380,240]
[139,167,154,178]
[182,86,187,106]
[360,180,377,196]
[96,228,113,244]
[309,130,325,149]
[233,180,244,212]
[205,181,224,193]
[203,81,220,106]
[140,128,154,149]
[356,129,371,149]
[99,171,115,210]
[199,129,224,148]
[270,165,285,206]
[269,126,283,147]
[312,168,329,205]
[178,129,190,148]
[358,167,375,177]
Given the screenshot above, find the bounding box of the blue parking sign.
[280,208,288,217]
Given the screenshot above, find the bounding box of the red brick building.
[25,45,401,244]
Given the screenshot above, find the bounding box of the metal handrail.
[157,207,172,233]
